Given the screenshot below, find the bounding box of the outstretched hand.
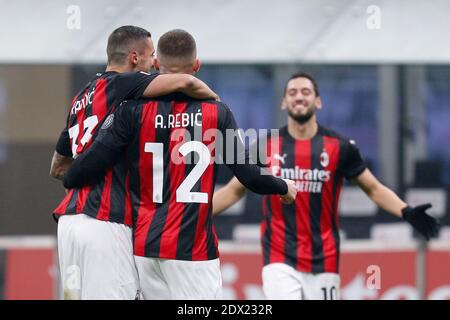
[402,203,440,241]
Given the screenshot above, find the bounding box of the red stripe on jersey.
[159,102,188,259]
[124,173,133,227]
[321,137,340,273]
[54,189,75,214]
[134,101,159,257]
[75,185,91,213]
[84,78,108,151]
[192,103,218,260]
[267,136,286,264]
[96,168,113,221]
[92,79,108,119]
[295,140,313,272]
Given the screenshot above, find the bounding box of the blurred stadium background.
[0,0,449,299]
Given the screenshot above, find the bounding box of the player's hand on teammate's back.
[280,179,297,204]
[402,203,440,241]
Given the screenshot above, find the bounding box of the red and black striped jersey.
[87,94,274,261]
[61,91,289,261]
[53,71,157,224]
[259,125,366,274]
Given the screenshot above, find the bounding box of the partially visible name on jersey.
[70,87,95,115]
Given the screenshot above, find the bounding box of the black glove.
[402,203,440,241]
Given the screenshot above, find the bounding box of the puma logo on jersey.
[273,153,287,164]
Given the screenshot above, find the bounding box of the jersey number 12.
[144,141,211,204]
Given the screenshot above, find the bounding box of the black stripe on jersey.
[281,137,298,269]
[105,74,117,109]
[84,178,104,216]
[108,157,127,224]
[66,189,79,213]
[310,135,325,273]
[331,140,346,273]
[129,106,143,244]
[144,101,172,257]
[262,195,273,265]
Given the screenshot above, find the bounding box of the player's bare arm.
[143,74,219,100]
[213,177,247,216]
[49,151,73,181]
[213,177,296,216]
[353,168,406,218]
[353,168,440,240]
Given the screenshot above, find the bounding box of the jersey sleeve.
[54,127,72,157]
[217,104,287,195]
[54,110,73,157]
[218,104,248,164]
[96,101,138,153]
[113,71,159,102]
[340,139,367,180]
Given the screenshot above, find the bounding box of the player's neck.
[287,116,318,140]
[105,65,132,73]
[159,66,194,75]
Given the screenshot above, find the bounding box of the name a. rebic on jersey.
[155,110,202,129]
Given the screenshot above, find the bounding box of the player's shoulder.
[317,124,358,146]
[112,70,153,80]
[115,99,143,117]
[118,98,138,107]
[213,100,233,114]
[118,99,144,111]
[95,71,121,83]
[108,70,157,87]
[71,72,102,98]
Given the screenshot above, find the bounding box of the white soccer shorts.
[262,263,340,300]
[57,214,140,300]
[135,256,222,300]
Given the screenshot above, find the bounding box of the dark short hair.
[106,25,151,65]
[284,72,320,97]
[157,29,196,61]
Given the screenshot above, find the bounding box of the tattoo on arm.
[50,151,73,181]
